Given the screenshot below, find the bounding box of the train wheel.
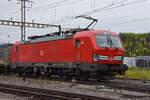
[79,72,89,81]
[96,75,116,81]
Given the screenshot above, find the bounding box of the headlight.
[99,55,108,60]
[114,56,122,60]
[93,54,99,61]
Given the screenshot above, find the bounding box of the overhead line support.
[0,19,60,28]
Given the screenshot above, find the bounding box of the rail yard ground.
[117,67,150,80]
[0,75,149,100]
[0,92,25,100]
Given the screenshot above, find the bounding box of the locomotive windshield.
[110,36,122,48]
[95,35,109,47]
[95,35,122,48]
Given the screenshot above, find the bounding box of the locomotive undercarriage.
[0,62,128,81]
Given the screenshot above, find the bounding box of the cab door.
[75,39,81,63]
[14,46,19,63]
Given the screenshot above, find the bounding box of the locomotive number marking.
[40,50,44,56]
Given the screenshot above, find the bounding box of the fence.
[124,56,150,68]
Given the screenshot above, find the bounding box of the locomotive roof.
[19,30,119,45]
[74,30,119,38]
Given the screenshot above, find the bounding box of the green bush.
[119,33,150,57]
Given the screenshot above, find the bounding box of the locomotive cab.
[74,30,128,78]
[93,31,124,64]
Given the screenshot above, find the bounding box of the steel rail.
[105,81,150,93]
[77,80,150,94]
[50,77,150,94]
[0,83,115,100]
[29,77,150,94]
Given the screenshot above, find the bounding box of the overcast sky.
[0,0,150,43]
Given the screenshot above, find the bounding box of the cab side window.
[16,47,18,52]
[76,40,80,48]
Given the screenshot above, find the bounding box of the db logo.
[109,57,113,60]
[40,50,44,56]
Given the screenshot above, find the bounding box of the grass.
[117,67,150,80]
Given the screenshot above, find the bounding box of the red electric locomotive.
[10,16,128,80]
[11,29,127,80]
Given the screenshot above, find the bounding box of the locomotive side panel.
[48,39,74,62]
[17,44,35,63]
[14,39,75,66]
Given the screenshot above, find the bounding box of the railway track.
[0,83,115,100]
[46,77,150,94]
[102,81,150,93]
[0,75,150,100]
[115,78,150,84]
[77,79,150,94]
[110,78,150,92]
